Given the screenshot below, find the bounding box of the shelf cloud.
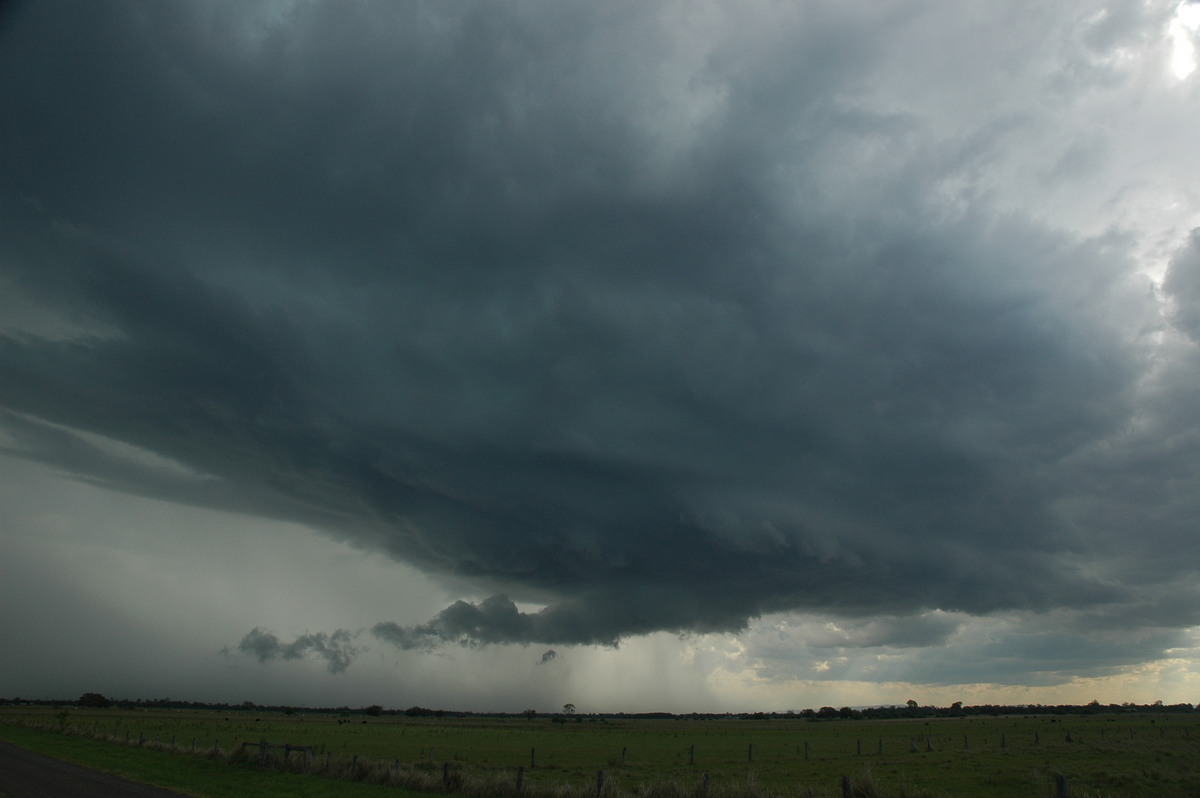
[3,0,1199,704]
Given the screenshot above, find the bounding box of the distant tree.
[906,699,918,709]
[523,709,537,718]
[365,704,383,716]
[282,706,296,716]
[563,703,576,715]
[78,692,111,708]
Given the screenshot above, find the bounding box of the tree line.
[2,694,1193,719]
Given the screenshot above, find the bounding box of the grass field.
[0,723,418,797]
[2,706,1198,797]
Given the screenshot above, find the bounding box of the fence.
[7,711,1196,798]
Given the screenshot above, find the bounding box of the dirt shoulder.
[0,741,192,798]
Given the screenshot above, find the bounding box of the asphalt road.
[0,741,193,798]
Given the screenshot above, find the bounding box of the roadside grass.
[0,725,421,798]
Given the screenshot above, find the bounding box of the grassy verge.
[0,725,422,798]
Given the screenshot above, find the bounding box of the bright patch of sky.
[1170,1,1200,78]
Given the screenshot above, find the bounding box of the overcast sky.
[3,0,1200,713]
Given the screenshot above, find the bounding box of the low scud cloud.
[236,628,358,675]
[3,0,1200,702]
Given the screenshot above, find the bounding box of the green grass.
[0,724,423,798]
[3,707,1199,797]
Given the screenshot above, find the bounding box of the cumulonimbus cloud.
[2,1,1200,682]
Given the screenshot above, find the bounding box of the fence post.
[1055,773,1068,798]
[841,775,851,798]
[856,739,861,756]
[443,761,450,786]
[531,747,536,768]
[597,769,605,796]
[804,741,809,760]
[877,738,882,754]
[621,746,627,765]
[690,744,695,764]
[258,740,268,767]
[701,773,710,793]
[517,766,525,793]
[748,743,753,762]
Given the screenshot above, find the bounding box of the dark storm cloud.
[1165,230,1200,341]
[371,596,567,650]
[2,0,1198,676]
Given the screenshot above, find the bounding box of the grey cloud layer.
[740,607,1195,688]
[3,1,1199,676]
